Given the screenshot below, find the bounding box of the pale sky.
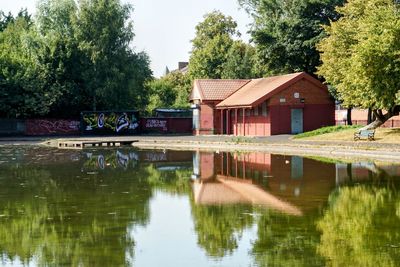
[1,0,252,77]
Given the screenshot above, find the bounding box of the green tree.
[188,11,240,79]
[317,0,400,129]
[221,41,259,79]
[74,0,152,112]
[0,16,58,118]
[36,0,84,118]
[146,71,192,113]
[239,0,344,75]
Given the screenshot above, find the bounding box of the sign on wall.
[81,111,140,135]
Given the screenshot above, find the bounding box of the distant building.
[190,72,335,136]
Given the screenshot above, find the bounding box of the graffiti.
[84,150,139,170]
[82,111,139,134]
[144,151,168,162]
[25,119,80,135]
[145,119,168,131]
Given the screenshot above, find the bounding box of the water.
[0,147,400,266]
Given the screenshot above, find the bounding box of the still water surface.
[0,147,400,266]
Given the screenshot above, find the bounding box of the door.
[291,109,303,134]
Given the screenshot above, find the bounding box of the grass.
[293,125,361,139]
[295,126,400,143]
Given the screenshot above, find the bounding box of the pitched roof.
[216,72,301,108]
[190,79,250,101]
[216,72,326,108]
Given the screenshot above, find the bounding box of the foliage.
[221,41,260,79]
[189,11,256,79]
[317,0,400,127]
[146,71,192,113]
[293,125,361,139]
[0,16,59,118]
[239,0,344,75]
[0,0,152,119]
[73,0,152,112]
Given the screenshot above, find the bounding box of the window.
[246,109,251,117]
[262,102,268,117]
[254,106,259,116]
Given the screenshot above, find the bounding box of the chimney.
[178,62,189,70]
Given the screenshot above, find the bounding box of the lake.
[0,146,400,266]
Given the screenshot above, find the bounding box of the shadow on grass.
[383,128,400,136]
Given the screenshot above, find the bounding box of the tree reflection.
[0,162,152,266]
[190,201,254,258]
[146,164,192,195]
[317,185,400,266]
[251,209,324,267]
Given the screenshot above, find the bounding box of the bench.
[354,129,375,141]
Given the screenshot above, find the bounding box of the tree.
[188,11,240,79]
[239,0,344,75]
[221,41,260,79]
[74,0,152,112]
[145,71,192,114]
[0,16,59,118]
[0,9,31,32]
[36,0,84,118]
[317,0,400,129]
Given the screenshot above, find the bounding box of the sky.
[1,0,253,77]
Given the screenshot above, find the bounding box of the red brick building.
[190,72,335,136]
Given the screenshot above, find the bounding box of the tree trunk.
[360,106,400,130]
[367,108,373,124]
[347,107,352,125]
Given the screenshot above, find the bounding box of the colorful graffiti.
[81,111,139,134]
[25,119,80,135]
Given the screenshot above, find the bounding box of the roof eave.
[216,105,253,109]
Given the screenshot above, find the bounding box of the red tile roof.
[217,72,310,108]
[190,79,250,101]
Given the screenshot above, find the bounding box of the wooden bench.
[354,129,375,141]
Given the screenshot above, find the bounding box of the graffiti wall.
[141,117,192,134]
[81,111,140,135]
[25,119,80,136]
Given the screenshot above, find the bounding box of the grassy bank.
[293,125,361,139]
[295,126,400,143]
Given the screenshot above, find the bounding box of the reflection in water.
[318,186,400,266]
[0,147,399,266]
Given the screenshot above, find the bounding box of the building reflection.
[192,151,400,215]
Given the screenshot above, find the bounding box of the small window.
[246,109,251,117]
[262,102,267,117]
[254,106,259,116]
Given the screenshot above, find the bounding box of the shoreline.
[1,135,400,163]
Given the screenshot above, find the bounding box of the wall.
[335,109,400,127]
[26,119,80,136]
[199,102,218,134]
[0,119,25,135]
[141,117,192,134]
[268,78,335,134]
[232,107,272,136]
